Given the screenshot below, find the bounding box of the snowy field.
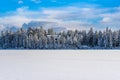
[0,50,120,80]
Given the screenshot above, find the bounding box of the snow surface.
[0,50,120,80]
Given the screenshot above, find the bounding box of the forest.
[0,27,120,49]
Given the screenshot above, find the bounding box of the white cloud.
[18,0,23,4]
[57,21,92,30]
[101,17,112,23]
[31,0,41,4]
[1,5,120,31]
[0,16,30,28]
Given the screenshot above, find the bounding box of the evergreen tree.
[118,30,120,47]
[87,27,94,46]
[1,27,120,49]
[98,31,103,47]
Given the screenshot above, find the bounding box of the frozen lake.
[0,50,120,80]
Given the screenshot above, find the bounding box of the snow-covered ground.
[0,50,120,80]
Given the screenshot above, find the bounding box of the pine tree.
[87,27,94,47]
[81,30,87,45]
[118,30,120,47]
[1,26,120,49]
[0,31,5,48]
[109,29,113,48]
[98,31,103,47]
[48,28,54,35]
[93,31,98,47]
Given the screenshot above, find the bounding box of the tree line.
[0,27,120,49]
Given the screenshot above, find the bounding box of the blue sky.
[0,0,120,30]
[0,0,120,12]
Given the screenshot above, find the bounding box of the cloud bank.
[0,5,120,31]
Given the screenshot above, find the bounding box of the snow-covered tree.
[118,30,120,47]
[0,31,5,48]
[93,31,98,47]
[1,27,120,49]
[48,28,55,35]
[108,29,113,48]
[98,31,103,47]
[87,27,94,46]
[81,30,87,45]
